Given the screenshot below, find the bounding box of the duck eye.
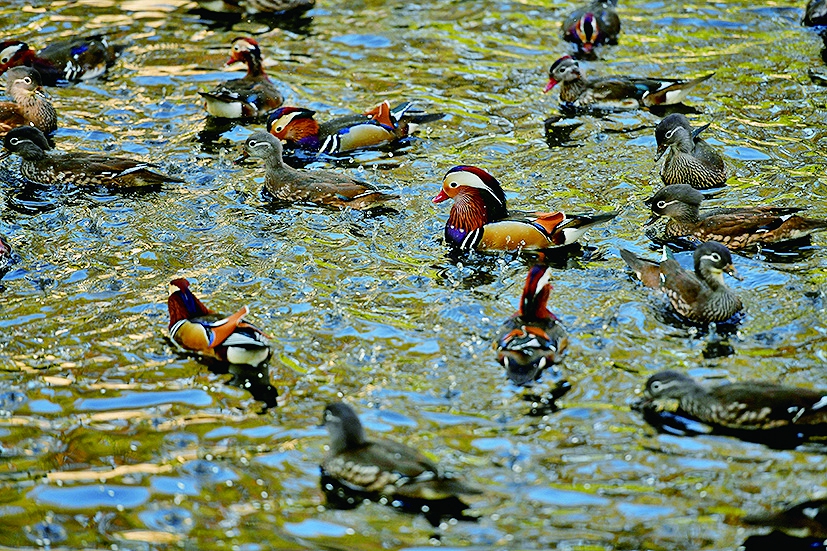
[656,201,667,209]
[650,381,662,392]
[9,137,18,145]
[1,57,8,64]
[23,76,31,85]
[275,126,283,133]
[710,253,721,262]
[449,181,458,188]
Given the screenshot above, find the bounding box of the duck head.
[544,56,581,92]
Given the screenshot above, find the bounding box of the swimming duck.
[321,402,481,502]
[494,264,568,386]
[619,241,742,323]
[562,0,620,56]
[199,37,283,119]
[0,35,123,86]
[238,131,397,209]
[644,184,827,249]
[0,67,57,137]
[267,101,443,155]
[0,126,183,187]
[167,278,272,367]
[544,56,713,109]
[432,165,616,252]
[744,498,827,539]
[640,370,827,436]
[655,114,726,189]
[193,0,314,15]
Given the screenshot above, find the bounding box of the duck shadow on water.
[556,101,701,120]
[742,531,826,550]
[645,230,822,264]
[319,473,478,529]
[184,5,314,34]
[521,380,573,416]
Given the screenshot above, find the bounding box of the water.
[1,0,826,549]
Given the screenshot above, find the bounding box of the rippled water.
[1,0,827,548]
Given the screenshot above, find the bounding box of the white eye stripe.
[664,127,680,140]
[9,137,19,145]
[444,171,504,206]
[656,199,679,209]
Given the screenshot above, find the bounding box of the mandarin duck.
[1,127,183,188]
[0,36,122,87]
[432,165,616,252]
[199,37,283,119]
[619,242,742,324]
[494,265,568,386]
[0,67,57,138]
[238,131,397,210]
[805,0,827,26]
[744,499,827,539]
[656,114,726,189]
[544,56,714,109]
[562,0,621,56]
[639,370,827,441]
[267,101,443,155]
[321,402,481,505]
[167,278,272,367]
[644,184,827,250]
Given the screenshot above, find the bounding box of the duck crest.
[520,265,555,320]
[231,37,266,79]
[168,278,212,327]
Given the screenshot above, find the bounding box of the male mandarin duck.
[0,36,123,86]
[655,114,727,189]
[494,265,568,386]
[562,0,620,56]
[321,402,482,503]
[1,127,183,187]
[619,242,742,324]
[644,184,827,250]
[640,370,827,437]
[199,37,283,119]
[432,165,616,252]
[167,278,272,367]
[0,67,57,138]
[744,498,827,539]
[266,101,443,155]
[238,131,397,209]
[544,56,714,108]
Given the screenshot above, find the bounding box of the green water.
[1,0,826,548]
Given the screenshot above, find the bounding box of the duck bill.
[543,78,558,93]
[233,150,250,165]
[654,144,667,162]
[643,213,660,227]
[581,42,594,54]
[725,264,743,281]
[432,189,449,203]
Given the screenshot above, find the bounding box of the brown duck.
[238,132,397,210]
[645,184,827,250]
[0,66,57,137]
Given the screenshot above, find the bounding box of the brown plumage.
[238,131,397,210]
[619,242,742,323]
[0,67,57,137]
[655,114,726,189]
[645,184,827,249]
[1,126,183,188]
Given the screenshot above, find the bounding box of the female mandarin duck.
[645,184,827,250]
[619,242,743,324]
[0,67,57,137]
[267,101,442,155]
[193,0,314,15]
[494,265,568,386]
[321,402,481,502]
[641,370,827,436]
[655,114,726,189]
[432,165,616,252]
[562,0,620,56]
[167,278,272,367]
[199,37,283,119]
[1,127,183,187]
[238,131,397,209]
[544,56,713,108]
[744,498,827,539]
[0,36,122,86]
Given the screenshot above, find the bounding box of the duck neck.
[697,265,728,291]
[244,53,268,81]
[329,422,366,454]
